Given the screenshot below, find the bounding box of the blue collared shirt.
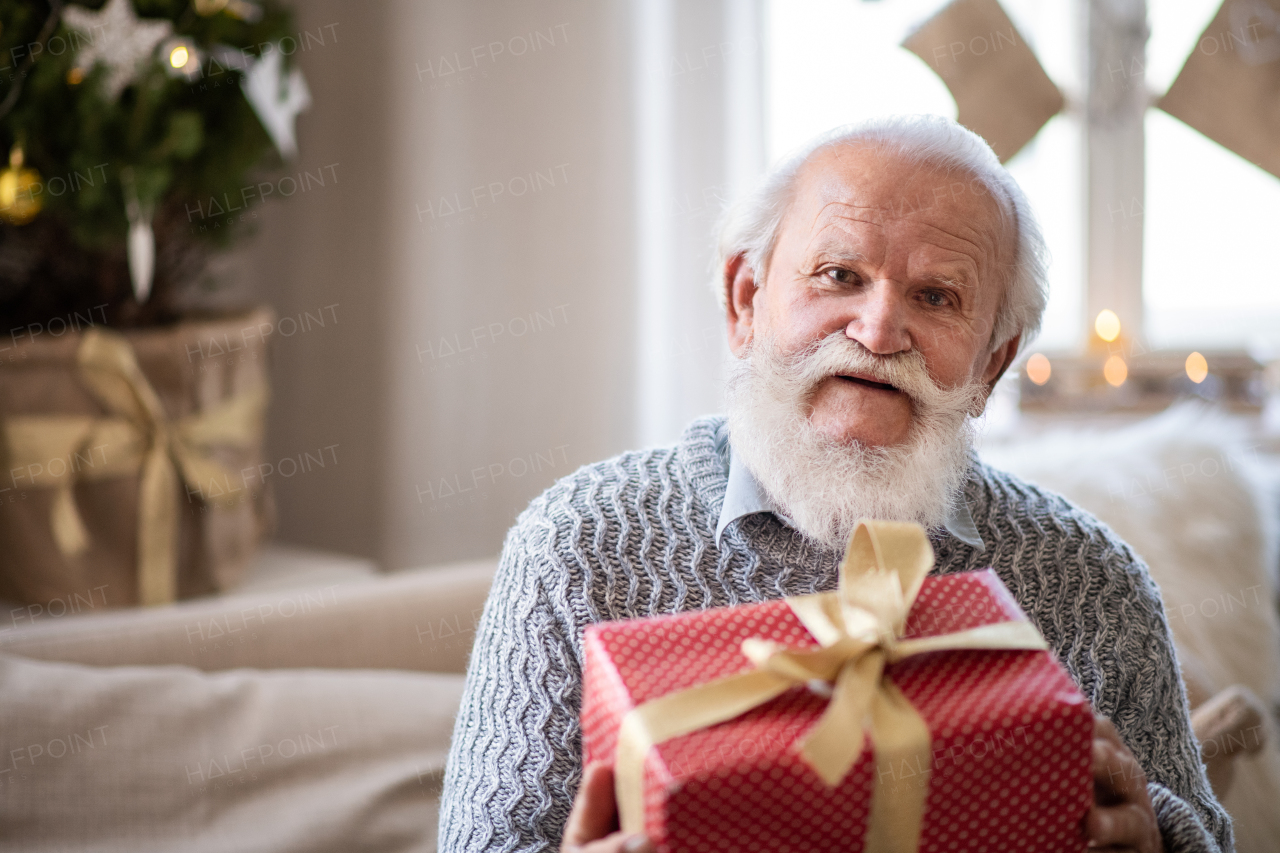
[713,430,985,551]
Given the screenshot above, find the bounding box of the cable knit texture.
[438,416,1232,853]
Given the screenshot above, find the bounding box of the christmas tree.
[0,0,303,329]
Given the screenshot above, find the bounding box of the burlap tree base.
[0,308,276,608]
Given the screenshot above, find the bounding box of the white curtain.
[633,0,766,447]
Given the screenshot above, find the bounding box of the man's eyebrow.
[805,243,867,264]
[918,271,974,288]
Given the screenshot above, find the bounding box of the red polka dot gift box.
[581,521,1093,853]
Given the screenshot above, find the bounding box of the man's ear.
[970,332,1022,416]
[725,253,759,358]
[984,332,1022,389]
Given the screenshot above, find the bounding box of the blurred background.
[4,0,1271,571]
[2,1,1280,851]
[225,0,1280,570]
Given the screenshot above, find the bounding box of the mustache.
[745,331,985,416]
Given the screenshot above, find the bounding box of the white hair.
[714,115,1048,355]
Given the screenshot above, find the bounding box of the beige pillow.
[0,654,463,852]
[0,560,496,676]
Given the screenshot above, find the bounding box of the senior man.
[438,116,1230,853]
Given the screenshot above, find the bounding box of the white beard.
[725,331,987,550]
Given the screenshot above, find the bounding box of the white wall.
[220,0,398,562]
[234,0,761,569]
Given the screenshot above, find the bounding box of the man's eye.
[825,269,858,285]
[923,290,950,307]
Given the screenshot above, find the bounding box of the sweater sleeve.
[1089,539,1232,853]
[437,517,584,853]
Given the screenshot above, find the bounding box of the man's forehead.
[802,211,985,282]
[785,146,1007,258]
[809,201,895,234]
[794,145,994,219]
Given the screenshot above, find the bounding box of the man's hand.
[1086,717,1163,852]
[561,762,654,853]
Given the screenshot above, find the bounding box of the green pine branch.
[0,0,299,328]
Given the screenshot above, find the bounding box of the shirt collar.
[713,436,985,552]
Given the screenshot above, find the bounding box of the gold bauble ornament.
[0,146,42,226]
[193,0,261,21]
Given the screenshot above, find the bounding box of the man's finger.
[1092,733,1148,803]
[1094,715,1120,742]
[1087,801,1159,851]
[1086,716,1162,852]
[1093,738,1123,803]
[569,833,654,853]
[563,763,620,847]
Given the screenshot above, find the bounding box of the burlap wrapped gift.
[0,309,276,608]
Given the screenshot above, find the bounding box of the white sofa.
[0,550,497,853]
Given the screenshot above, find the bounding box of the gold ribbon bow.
[2,329,267,606]
[615,519,1048,853]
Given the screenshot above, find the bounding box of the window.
[1144,112,1280,354]
[765,0,1280,357]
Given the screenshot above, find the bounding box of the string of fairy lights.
[1024,310,1213,392]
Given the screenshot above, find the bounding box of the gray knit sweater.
[438,416,1231,853]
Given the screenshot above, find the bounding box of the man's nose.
[843,283,911,355]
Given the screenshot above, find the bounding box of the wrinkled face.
[726,144,1019,448]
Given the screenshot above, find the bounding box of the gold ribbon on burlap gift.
[2,329,267,606]
[614,519,1048,853]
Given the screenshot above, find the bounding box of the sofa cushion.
[0,654,463,853]
[0,558,496,675]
